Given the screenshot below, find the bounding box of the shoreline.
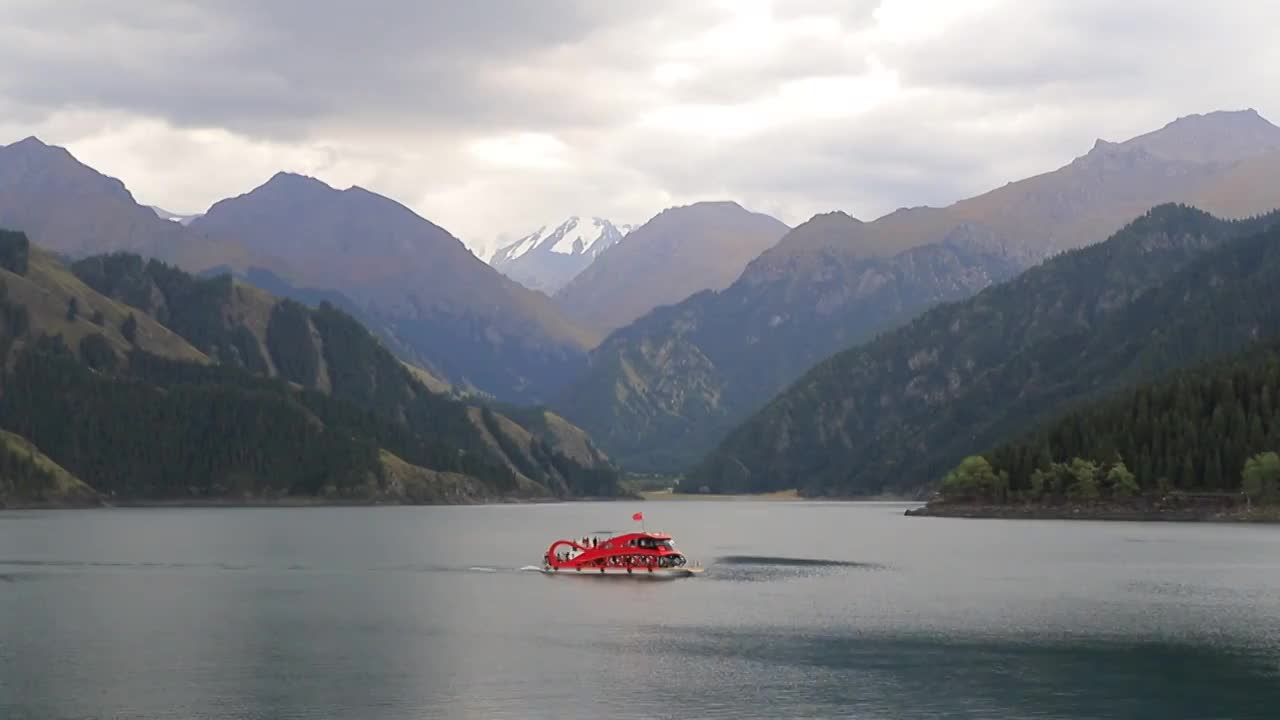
[0,494,637,511]
[2,490,922,510]
[638,489,803,502]
[638,489,917,502]
[905,502,1280,523]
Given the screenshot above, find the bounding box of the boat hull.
[541,565,703,578]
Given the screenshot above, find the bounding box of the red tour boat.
[541,512,703,578]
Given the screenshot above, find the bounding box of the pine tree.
[1205,450,1223,490]
[1242,452,1280,505]
[120,314,138,345]
[1108,460,1140,498]
[981,340,1280,500]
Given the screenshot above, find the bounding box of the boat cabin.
[544,531,689,571]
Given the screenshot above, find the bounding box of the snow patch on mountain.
[489,215,633,293]
[548,217,587,255]
[497,228,545,263]
[148,205,203,226]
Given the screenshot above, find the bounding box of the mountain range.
[0,138,797,405]
[0,229,619,506]
[550,109,1280,475]
[490,216,633,294]
[0,137,597,403]
[5,108,1280,504]
[185,172,595,402]
[692,205,1280,496]
[0,137,221,261]
[755,109,1280,267]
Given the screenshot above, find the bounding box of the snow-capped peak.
[492,227,545,263]
[488,215,633,293]
[550,216,623,256]
[490,215,630,265]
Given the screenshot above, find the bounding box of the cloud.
[0,0,1278,253]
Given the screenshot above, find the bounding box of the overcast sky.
[2,0,1278,256]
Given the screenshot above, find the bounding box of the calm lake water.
[2,501,1279,719]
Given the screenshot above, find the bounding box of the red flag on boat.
[632,512,643,521]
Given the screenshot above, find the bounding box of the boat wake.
[709,555,886,583]
[715,555,885,569]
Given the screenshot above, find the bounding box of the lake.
[2,501,1279,719]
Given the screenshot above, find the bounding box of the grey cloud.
[0,1,687,137]
[1,0,1278,245]
[663,39,875,106]
[753,0,881,27]
[614,90,1098,226]
[887,1,1278,94]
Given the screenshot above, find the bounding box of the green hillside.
[920,338,1280,521]
[0,231,622,505]
[0,428,99,507]
[976,337,1280,502]
[0,230,206,367]
[553,222,1022,473]
[693,205,1280,496]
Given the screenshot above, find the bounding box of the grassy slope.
[1,248,206,365]
[378,450,492,504]
[401,360,452,395]
[4,245,619,504]
[0,429,99,506]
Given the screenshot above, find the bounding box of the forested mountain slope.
[0,230,621,505]
[0,429,99,508]
[693,205,1280,496]
[978,337,1280,500]
[550,111,1280,475]
[553,220,1023,472]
